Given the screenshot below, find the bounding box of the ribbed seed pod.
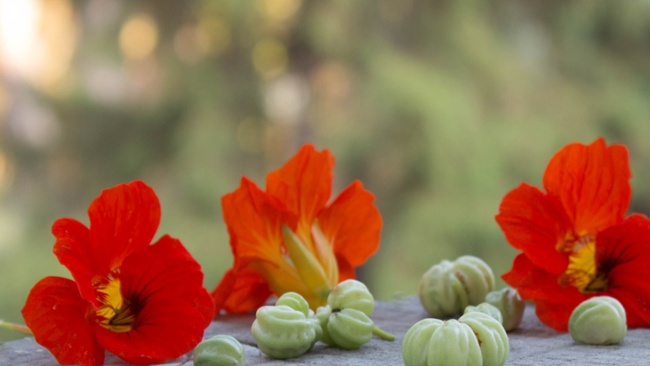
[276,291,310,317]
[327,308,375,350]
[485,287,525,331]
[464,302,503,324]
[569,296,627,345]
[193,334,245,366]
[419,256,495,318]
[251,305,317,359]
[327,279,375,316]
[459,312,509,366]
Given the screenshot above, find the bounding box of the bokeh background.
[2,0,650,343]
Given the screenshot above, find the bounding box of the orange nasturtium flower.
[496,138,650,331]
[211,144,382,314]
[22,181,214,365]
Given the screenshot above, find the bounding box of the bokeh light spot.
[256,0,302,23]
[0,0,40,77]
[119,13,159,61]
[0,0,76,95]
[252,38,288,79]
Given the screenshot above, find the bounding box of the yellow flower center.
[95,277,136,332]
[558,238,608,293]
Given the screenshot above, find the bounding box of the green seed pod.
[276,291,310,317]
[452,255,495,306]
[402,318,484,366]
[193,334,245,366]
[401,318,445,366]
[427,319,483,366]
[419,256,495,318]
[315,305,336,346]
[485,287,525,331]
[569,296,627,345]
[418,260,463,318]
[307,309,322,346]
[327,308,374,350]
[464,302,503,324]
[459,312,509,366]
[251,305,317,359]
[328,279,375,316]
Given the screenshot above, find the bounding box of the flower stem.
[372,325,395,341]
[0,320,32,335]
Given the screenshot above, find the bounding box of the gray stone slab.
[2,296,649,365]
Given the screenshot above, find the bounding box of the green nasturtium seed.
[459,312,509,366]
[315,305,336,346]
[307,309,322,347]
[401,318,444,366]
[402,318,482,366]
[251,305,317,359]
[418,255,495,318]
[327,279,375,316]
[485,287,525,331]
[327,308,375,350]
[276,291,310,317]
[318,280,393,349]
[464,302,503,324]
[569,296,627,345]
[193,334,245,366]
[418,260,460,318]
[454,256,495,305]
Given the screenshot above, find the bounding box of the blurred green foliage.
[2,0,650,343]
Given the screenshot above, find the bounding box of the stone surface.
[2,296,650,365]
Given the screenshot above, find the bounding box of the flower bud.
[569,296,627,345]
[193,335,245,366]
[251,305,317,359]
[485,287,525,331]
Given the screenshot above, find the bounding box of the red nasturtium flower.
[22,181,214,365]
[211,144,382,314]
[496,138,650,331]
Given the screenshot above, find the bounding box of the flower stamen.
[558,240,608,293]
[95,278,136,332]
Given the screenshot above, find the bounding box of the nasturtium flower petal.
[52,218,98,307]
[318,180,382,271]
[496,183,570,274]
[87,180,161,273]
[22,276,104,366]
[213,267,273,314]
[542,138,631,236]
[266,144,334,243]
[596,214,650,327]
[96,236,213,365]
[222,177,297,266]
